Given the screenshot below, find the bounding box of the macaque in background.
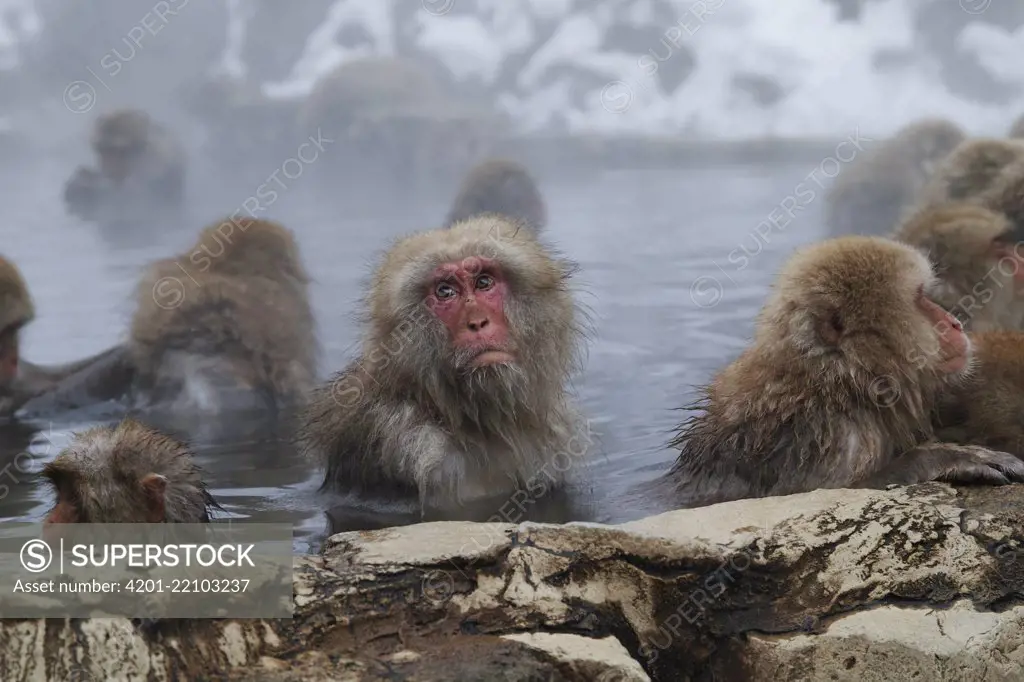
[893,202,1024,331]
[14,218,318,425]
[299,56,495,208]
[63,109,185,223]
[444,159,548,234]
[0,255,130,417]
[667,236,1024,508]
[42,419,217,524]
[128,217,318,415]
[826,118,966,236]
[936,331,1024,459]
[1009,115,1024,139]
[915,139,1024,210]
[299,57,445,137]
[976,157,1024,233]
[299,215,588,514]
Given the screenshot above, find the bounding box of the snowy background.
[1,0,1024,140]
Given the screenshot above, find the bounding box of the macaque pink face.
[916,287,969,374]
[425,257,513,368]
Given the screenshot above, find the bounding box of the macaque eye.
[475,274,495,291]
[435,282,458,299]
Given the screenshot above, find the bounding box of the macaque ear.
[140,474,168,523]
[816,310,845,347]
[41,462,77,499]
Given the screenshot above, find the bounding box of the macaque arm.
[15,345,135,418]
[856,442,1024,488]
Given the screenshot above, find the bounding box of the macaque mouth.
[471,349,516,368]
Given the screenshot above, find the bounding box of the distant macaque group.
[63,109,185,223]
[299,215,586,511]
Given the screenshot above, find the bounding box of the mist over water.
[0,0,1017,551]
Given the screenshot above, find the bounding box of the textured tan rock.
[2,482,1024,680]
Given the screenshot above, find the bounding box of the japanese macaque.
[127,217,318,414]
[63,109,185,223]
[298,57,445,137]
[299,215,587,511]
[0,255,130,416]
[1010,115,1024,139]
[14,218,317,423]
[915,138,1024,210]
[893,203,1024,331]
[42,419,217,524]
[299,57,494,207]
[976,157,1024,231]
[936,331,1024,458]
[444,159,547,233]
[826,118,966,236]
[666,236,1024,507]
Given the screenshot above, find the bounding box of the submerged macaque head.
[42,419,217,524]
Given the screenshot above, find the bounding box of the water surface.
[0,155,826,552]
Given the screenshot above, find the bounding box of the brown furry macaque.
[16,218,317,424]
[975,156,1024,232]
[63,109,185,222]
[128,217,318,415]
[444,159,547,233]
[42,419,217,524]
[893,203,1024,331]
[936,331,1024,458]
[0,255,130,417]
[298,57,445,137]
[667,236,1024,508]
[915,138,1024,210]
[299,215,587,512]
[826,118,966,236]
[1010,115,1024,139]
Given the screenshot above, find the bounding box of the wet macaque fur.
[936,331,1024,459]
[129,217,318,413]
[894,202,1024,331]
[63,109,185,222]
[299,215,587,511]
[915,138,1024,210]
[826,119,965,236]
[667,236,1024,507]
[42,419,217,524]
[445,159,548,234]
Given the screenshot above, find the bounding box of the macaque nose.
[466,313,490,333]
